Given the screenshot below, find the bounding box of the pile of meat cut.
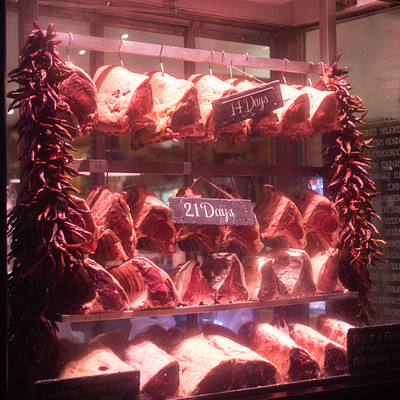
[88,65,339,150]
[57,314,353,398]
[47,181,344,315]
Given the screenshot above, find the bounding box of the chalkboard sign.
[347,323,400,374]
[212,80,283,129]
[34,371,140,400]
[169,197,255,226]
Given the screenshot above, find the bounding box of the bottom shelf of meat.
[54,313,354,399]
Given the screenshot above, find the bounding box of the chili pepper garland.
[7,22,91,376]
[316,50,386,321]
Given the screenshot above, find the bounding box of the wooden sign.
[169,197,255,226]
[34,371,140,400]
[347,323,400,374]
[212,80,283,129]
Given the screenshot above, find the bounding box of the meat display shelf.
[74,159,325,177]
[53,291,357,323]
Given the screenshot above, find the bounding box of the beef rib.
[316,314,354,349]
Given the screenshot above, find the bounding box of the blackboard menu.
[347,323,400,374]
[362,118,400,323]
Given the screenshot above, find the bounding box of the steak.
[201,253,249,304]
[252,84,312,139]
[82,258,129,313]
[123,338,180,399]
[213,184,264,255]
[59,344,134,379]
[58,61,98,137]
[175,186,223,252]
[93,65,153,135]
[301,86,339,136]
[290,323,348,377]
[243,256,283,301]
[87,186,136,258]
[291,186,339,255]
[311,248,344,293]
[126,184,176,256]
[131,71,202,149]
[265,248,316,297]
[254,184,306,249]
[172,260,215,306]
[316,315,354,349]
[251,322,320,382]
[119,257,180,310]
[186,74,237,144]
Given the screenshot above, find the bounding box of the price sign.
[212,80,283,129]
[169,197,255,226]
[347,323,400,374]
[34,371,140,400]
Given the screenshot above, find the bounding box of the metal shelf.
[53,291,357,323]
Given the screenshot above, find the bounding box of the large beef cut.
[254,184,306,249]
[265,248,316,297]
[92,228,128,266]
[301,86,339,136]
[131,71,202,149]
[123,338,180,399]
[206,334,281,389]
[58,61,98,137]
[93,65,153,135]
[59,344,134,379]
[126,184,176,256]
[186,74,237,144]
[108,259,146,307]
[252,84,312,139]
[70,195,99,254]
[201,253,249,304]
[213,184,264,255]
[316,315,354,349]
[291,186,339,255]
[172,260,215,306]
[171,332,279,397]
[243,256,283,301]
[175,186,224,252]
[251,322,320,382]
[311,248,344,293]
[87,186,136,259]
[82,258,129,313]
[112,257,180,310]
[290,323,348,377]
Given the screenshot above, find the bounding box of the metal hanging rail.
[56,31,325,75]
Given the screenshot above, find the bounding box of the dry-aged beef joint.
[311,248,344,293]
[316,315,354,349]
[251,322,320,382]
[58,61,98,137]
[126,184,176,255]
[93,65,153,135]
[265,248,316,297]
[254,184,306,249]
[59,344,134,379]
[291,186,340,256]
[201,253,249,304]
[112,257,180,310]
[86,186,137,259]
[123,338,180,398]
[173,260,215,306]
[131,71,202,149]
[290,323,348,376]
